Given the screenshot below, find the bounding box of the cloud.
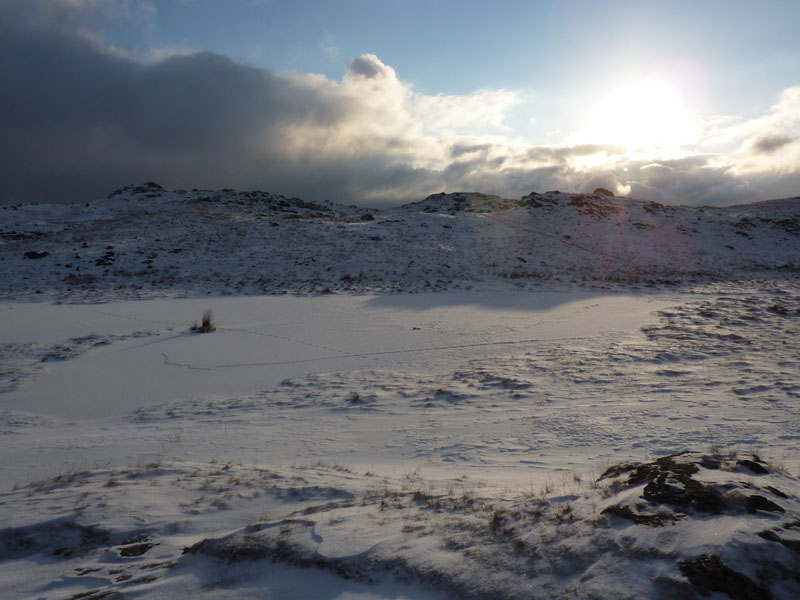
[346,53,389,79]
[749,135,796,154]
[1,0,156,33]
[413,89,519,132]
[0,17,518,205]
[0,3,799,207]
[319,32,340,61]
[713,87,800,181]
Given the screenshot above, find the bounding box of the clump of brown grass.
[191,309,217,333]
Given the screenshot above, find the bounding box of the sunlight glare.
[581,79,698,156]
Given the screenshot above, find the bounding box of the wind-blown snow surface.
[2,187,800,599]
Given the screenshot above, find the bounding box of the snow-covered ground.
[2,187,800,599]
[2,183,799,300]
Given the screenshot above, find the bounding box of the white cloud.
[275,54,519,174]
[412,89,519,132]
[319,31,340,61]
[143,42,196,62]
[703,86,800,178]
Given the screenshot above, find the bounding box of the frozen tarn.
[0,290,667,422]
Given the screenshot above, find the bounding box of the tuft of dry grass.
[190,309,217,333]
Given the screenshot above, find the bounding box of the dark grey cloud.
[0,8,453,206]
[450,144,492,158]
[525,144,627,165]
[749,134,796,154]
[0,0,156,38]
[0,13,360,204]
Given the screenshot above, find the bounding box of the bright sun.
[581,79,698,156]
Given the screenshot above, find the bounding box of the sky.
[1,0,799,207]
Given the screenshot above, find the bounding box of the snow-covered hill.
[2,183,798,300]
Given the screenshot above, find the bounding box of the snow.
[2,184,799,300]
[0,291,662,421]
[1,185,800,598]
